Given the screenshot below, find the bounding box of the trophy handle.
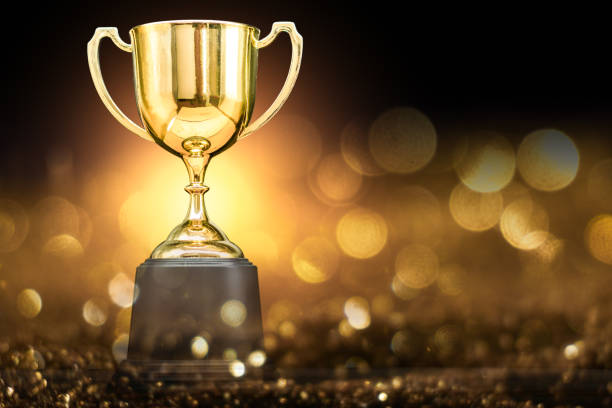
[239,22,304,140]
[87,27,152,142]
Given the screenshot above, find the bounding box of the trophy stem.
[182,153,210,229]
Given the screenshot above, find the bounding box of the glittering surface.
[1,108,612,405]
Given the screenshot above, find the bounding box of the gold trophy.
[87,20,302,378]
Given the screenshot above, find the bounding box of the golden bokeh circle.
[585,214,612,265]
[17,289,42,319]
[0,199,29,253]
[247,350,266,367]
[220,299,247,327]
[42,234,84,258]
[517,129,579,192]
[395,244,439,289]
[369,107,437,174]
[312,153,363,204]
[229,360,246,377]
[343,296,371,330]
[340,119,385,176]
[190,336,209,359]
[108,273,137,308]
[82,299,108,327]
[449,183,504,231]
[587,159,612,210]
[500,197,549,250]
[454,132,515,192]
[292,236,339,284]
[336,208,388,259]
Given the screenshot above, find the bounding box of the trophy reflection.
[88,20,302,378]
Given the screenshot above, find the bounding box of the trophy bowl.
[88,20,302,375]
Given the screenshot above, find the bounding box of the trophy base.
[126,258,264,380]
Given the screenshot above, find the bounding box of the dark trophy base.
[121,258,265,381]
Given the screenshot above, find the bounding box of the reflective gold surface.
[88,20,303,258]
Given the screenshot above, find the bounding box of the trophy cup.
[87,20,302,379]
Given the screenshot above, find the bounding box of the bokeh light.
[336,207,387,259]
[16,288,42,319]
[311,153,363,204]
[449,183,504,231]
[500,197,549,250]
[229,360,246,377]
[369,107,437,174]
[395,244,439,289]
[340,119,385,176]
[454,132,515,192]
[517,129,579,192]
[108,273,137,308]
[292,236,339,283]
[584,214,612,265]
[82,299,107,327]
[587,158,612,210]
[42,234,84,258]
[343,296,371,330]
[190,336,209,359]
[247,350,266,367]
[220,299,247,328]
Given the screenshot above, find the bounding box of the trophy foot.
[150,220,243,259]
[126,258,265,380]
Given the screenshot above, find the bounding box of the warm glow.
[395,245,439,289]
[0,199,29,253]
[292,236,339,283]
[336,207,388,259]
[449,183,504,231]
[454,132,515,193]
[585,214,612,265]
[369,107,437,174]
[517,129,579,192]
[437,264,465,296]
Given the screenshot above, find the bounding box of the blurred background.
[1,2,611,373]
